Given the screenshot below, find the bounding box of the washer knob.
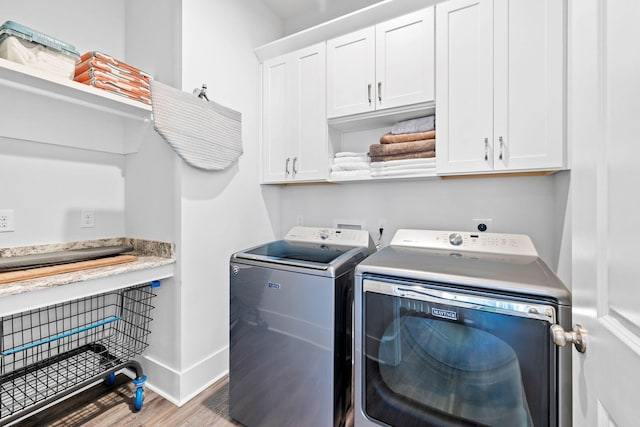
[319,230,329,240]
[449,233,463,246]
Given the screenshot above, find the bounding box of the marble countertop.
[0,237,175,299]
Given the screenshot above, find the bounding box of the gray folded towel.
[391,115,435,135]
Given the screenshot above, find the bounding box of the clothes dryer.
[354,229,572,427]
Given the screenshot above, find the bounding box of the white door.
[326,27,375,118]
[435,0,493,175]
[290,43,328,182]
[492,0,565,172]
[571,1,640,425]
[375,7,435,111]
[261,55,291,183]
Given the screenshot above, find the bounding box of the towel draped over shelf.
[150,80,242,171]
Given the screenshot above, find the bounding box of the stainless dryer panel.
[230,261,339,427]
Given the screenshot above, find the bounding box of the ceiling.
[263,0,384,26]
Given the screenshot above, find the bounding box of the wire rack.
[0,282,158,424]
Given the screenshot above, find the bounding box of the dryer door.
[361,278,558,427]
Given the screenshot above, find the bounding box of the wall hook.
[194,84,209,102]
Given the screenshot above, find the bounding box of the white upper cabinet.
[436,0,565,175]
[327,7,435,119]
[261,43,327,184]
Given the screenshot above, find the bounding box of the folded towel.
[150,80,242,171]
[329,170,372,180]
[333,155,370,164]
[370,139,435,157]
[370,168,435,177]
[391,115,435,135]
[370,157,436,169]
[331,161,371,172]
[370,159,435,172]
[335,151,368,158]
[370,151,436,162]
[380,130,436,144]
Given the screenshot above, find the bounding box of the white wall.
[125,0,284,403]
[178,0,283,400]
[280,174,565,271]
[0,1,127,248]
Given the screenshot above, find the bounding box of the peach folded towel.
[369,139,435,157]
[380,130,436,144]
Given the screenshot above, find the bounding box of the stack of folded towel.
[329,152,371,180]
[368,115,436,177]
[74,51,152,105]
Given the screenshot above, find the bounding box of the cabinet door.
[261,55,292,183]
[291,43,328,181]
[492,0,565,171]
[435,0,494,174]
[326,27,376,118]
[375,7,435,111]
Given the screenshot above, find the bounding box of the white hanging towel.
[150,80,242,170]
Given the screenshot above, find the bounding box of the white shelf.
[328,169,439,183]
[328,102,435,132]
[0,58,151,120]
[0,58,153,154]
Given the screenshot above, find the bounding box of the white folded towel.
[334,151,368,158]
[333,156,370,164]
[370,158,436,171]
[330,170,371,180]
[331,161,371,172]
[370,168,436,177]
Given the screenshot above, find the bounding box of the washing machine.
[230,226,376,427]
[354,229,572,427]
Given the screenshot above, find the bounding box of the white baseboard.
[140,345,229,406]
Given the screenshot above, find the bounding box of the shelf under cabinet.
[0,58,152,154]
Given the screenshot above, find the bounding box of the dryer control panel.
[390,229,538,257]
[285,226,374,248]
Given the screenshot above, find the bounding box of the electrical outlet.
[472,218,493,232]
[296,215,304,226]
[80,209,95,228]
[0,209,15,232]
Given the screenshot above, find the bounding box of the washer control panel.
[285,226,372,248]
[391,229,538,257]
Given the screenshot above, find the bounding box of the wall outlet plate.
[472,218,493,232]
[0,209,15,232]
[80,209,95,228]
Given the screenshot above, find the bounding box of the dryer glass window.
[362,281,556,427]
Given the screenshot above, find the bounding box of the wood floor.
[15,374,355,427]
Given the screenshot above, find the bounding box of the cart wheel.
[104,373,116,386]
[134,387,144,411]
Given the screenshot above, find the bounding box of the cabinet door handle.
[377,82,382,102]
[484,138,489,161]
[368,84,372,105]
[499,136,505,160]
[292,157,298,175]
[285,157,290,175]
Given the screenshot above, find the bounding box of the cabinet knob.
[368,84,372,105]
[292,157,298,175]
[377,81,382,103]
[285,157,291,175]
[499,136,505,161]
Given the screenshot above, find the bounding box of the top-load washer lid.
[356,229,570,305]
[232,226,376,273]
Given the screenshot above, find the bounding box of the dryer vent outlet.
[472,218,493,232]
